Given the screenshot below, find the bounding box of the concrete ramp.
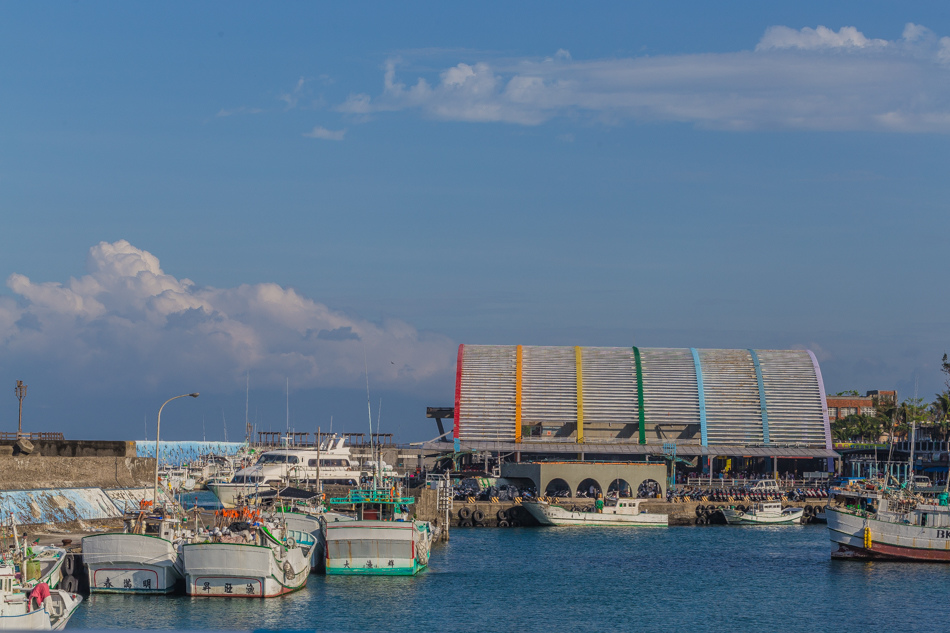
[104,487,173,514]
[0,488,124,525]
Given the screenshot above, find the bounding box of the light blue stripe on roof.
[748,349,770,445]
[690,348,708,447]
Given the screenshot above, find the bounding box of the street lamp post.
[153,393,199,509]
[14,381,27,439]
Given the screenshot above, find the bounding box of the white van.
[748,480,781,493]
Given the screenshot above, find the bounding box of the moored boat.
[208,435,360,508]
[179,522,311,597]
[81,510,184,594]
[522,499,668,527]
[722,501,804,525]
[324,487,433,576]
[0,566,82,630]
[827,481,950,561]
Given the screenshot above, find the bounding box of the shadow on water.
[67,525,950,632]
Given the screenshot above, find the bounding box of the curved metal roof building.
[451,345,832,454]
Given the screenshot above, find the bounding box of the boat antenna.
[245,370,250,443]
[222,409,228,443]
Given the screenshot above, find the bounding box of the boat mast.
[363,345,376,489]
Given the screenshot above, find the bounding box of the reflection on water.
[68,524,950,631]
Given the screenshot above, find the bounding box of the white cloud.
[342,23,950,133]
[303,126,346,141]
[756,25,887,51]
[1,241,455,395]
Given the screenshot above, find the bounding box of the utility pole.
[14,381,27,439]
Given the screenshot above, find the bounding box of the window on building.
[861,407,875,416]
[828,407,838,418]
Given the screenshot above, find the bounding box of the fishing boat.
[324,486,434,576]
[3,518,68,590]
[178,519,312,597]
[0,566,82,630]
[81,508,185,594]
[722,501,804,525]
[208,435,360,508]
[827,480,950,561]
[522,499,668,527]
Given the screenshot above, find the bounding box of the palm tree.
[932,392,950,442]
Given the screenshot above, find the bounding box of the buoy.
[863,526,872,550]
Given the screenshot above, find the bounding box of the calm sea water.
[67,521,950,632]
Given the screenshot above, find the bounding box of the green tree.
[932,392,950,441]
[835,390,860,397]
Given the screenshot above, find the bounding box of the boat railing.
[328,488,415,505]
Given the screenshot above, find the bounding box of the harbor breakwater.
[0,455,153,491]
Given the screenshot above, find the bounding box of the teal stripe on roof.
[748,349,770,445]
[690,348,708,447]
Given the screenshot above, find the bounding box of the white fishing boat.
[522,499,668,527]
[178,521,312,597]
[722,501,804,525]
[4,518,68,589]
[324,487,434,576]
[208,435,360,508]
[827,481,950,561]
[272,508,354,573]
[81,510,185,594]
[0,566,82,630]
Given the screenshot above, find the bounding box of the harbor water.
[68,522,950,632]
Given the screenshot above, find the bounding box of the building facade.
[826,390,897,422]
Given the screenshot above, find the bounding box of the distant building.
[826,390,897,422]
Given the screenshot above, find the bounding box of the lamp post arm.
[152,393,200,510]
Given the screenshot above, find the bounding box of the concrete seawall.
[0,456,154,490]
[411,493,830,527]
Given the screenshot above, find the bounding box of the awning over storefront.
[419,439,837,459]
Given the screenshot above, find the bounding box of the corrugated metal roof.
[453,344,830,450]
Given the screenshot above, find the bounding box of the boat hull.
[206,483,259,509]
[827,507,950,561]
[522,502,668,527]
[324,520,432,576]
[722,508,803,525]
[0,589,82,630]
[81,534,181,594]
[180,542,309,597]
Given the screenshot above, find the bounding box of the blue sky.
[1,3,949,441]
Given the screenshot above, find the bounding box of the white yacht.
[522,499,668,527]
[207,435,360,508]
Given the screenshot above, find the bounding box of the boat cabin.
[603,499,647,516]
